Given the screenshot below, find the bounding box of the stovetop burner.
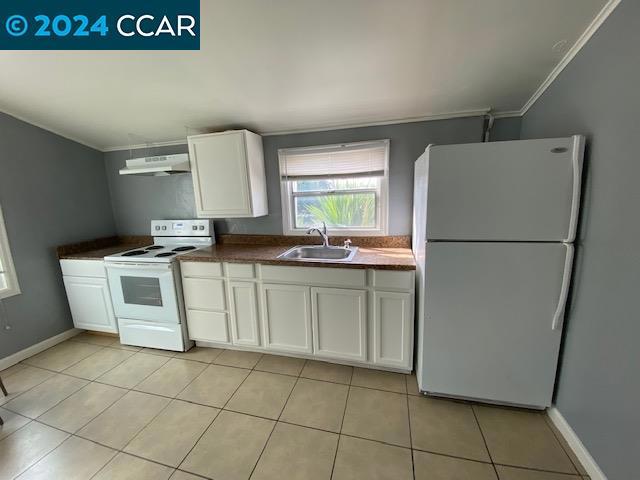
[172,246,196,252]
[155,252,177,257]
[122,250,147,256]
[145,245,164,250]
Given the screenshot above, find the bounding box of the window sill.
[0,287,21,300]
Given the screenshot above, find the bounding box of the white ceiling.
[0,0,611,151]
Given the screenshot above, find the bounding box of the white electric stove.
[104,219,214,351]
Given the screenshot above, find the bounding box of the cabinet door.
[373,291,412,369]
[186,309,230,344]
[228,281,260,346]
[261,284,312,354]
[312,287,367,362]
[63,276,117,333]
[189,131,252,217]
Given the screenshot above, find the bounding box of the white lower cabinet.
[179,261,414,372]
[312,287,367,362]
[373,291,412,369]
[63,275,117,333]
[186,309,230,344]
[229,281,260,346]
[261,283,313,354]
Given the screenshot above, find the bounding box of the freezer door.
[418,242,573,408]
[426,136,584,241]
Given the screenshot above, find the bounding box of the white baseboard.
[547,406,608,480]
[0,328,82,371]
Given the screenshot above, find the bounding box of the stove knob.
[199,225,205,230]
[155,226,160,231]
[192,226,198,231]
[162,226,167,230]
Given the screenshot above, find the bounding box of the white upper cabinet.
[187,130,268,218]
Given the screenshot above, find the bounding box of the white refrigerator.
[412,135,584,409]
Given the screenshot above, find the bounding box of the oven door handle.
[105,262,173,271]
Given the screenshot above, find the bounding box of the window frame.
[0,205,20,299]
[278,139,390,236]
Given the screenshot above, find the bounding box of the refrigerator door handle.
[552,243,574,330]
[565,135,585,242]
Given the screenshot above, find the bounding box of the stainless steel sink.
[278,245,358,262]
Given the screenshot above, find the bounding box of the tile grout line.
[542,414,585,475]
[175,351,265,477]
[405,391,416,480]
[7,343,579,479]
[244,359,302,480]
[492,461,584,477]
[330,382,352,479]
[9,347,228,479]
[470,404,500,479]
[2,374,89,421]
[60,344,139,381]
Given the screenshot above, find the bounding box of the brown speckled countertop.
[57,236,153,260]
[56,234,416,270]
[179,244,416,270]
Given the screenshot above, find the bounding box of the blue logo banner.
[0,0,200,50]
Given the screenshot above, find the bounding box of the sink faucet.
[307,222,330,247]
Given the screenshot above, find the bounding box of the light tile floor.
[0,335,591,480]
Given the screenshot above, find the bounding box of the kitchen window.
[0,205,20,299]
[278,139,389,236]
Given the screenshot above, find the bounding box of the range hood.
[119,153,191,176]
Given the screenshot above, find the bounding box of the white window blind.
[279,140,388,181]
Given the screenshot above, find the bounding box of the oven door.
[106,262,180,323]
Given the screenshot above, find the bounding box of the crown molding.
[259,108,491,137]
[1,108,103,151]
[517,0,621,117]
[102,139,188,153]
[2,1,620,151]
[100,109,491,152]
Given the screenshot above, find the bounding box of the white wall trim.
[547,406,608,480]
[491,110,522,119]
[101,109,490,153]
[0,108,103,151]
[518,0,621,117]
[260,109,490,137]
[102,139,189,153]
[0,328,81,371]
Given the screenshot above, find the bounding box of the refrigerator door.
[418,241,573,408]
[426,136,584,242]
[412,148,430,379]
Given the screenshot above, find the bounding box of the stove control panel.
[151,219,214,237]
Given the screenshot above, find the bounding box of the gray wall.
[519,2,638,478]
[105,117,484,236]
[0,112,116,358]
[490,116,522,142]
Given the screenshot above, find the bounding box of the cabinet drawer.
[261,265,366,288]
[183,277,226,311]
[60,259,106,278]
[371,270,414,291]
[181,261,223,278]
[225,262,255,279]
[186,309,230,343]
